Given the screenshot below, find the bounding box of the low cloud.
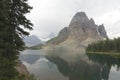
[27,0,120,39]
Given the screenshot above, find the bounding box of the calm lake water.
[19,50,120,80]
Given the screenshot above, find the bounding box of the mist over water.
[45,44,87,63]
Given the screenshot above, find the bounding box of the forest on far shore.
[86,37,120,53]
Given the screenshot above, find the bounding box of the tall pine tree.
[0,0,33,79]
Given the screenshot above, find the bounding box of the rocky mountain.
[47,12,107,46]
[48,32,55,39]
[23,35,43,47]
[43,32,55,41]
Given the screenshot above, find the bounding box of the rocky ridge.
[23,35,42,47]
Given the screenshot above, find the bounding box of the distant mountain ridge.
[23,35,42,47]
[47,12,107,46]
[42,32,55,41]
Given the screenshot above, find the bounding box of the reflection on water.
[87,53,120,68]
[19,50,45,64]
[47,57,107,80]
[87,53,120,80]
[19,50,69,80]
[19,50,120,80]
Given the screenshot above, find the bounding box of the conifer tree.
[0,0,33,79]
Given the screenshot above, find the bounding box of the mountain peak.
[48,32,55,39]
[42,32,55,41]
[75,12,87,17]
[70,12,89,26]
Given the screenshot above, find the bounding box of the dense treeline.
[86,37,120,52]
[0,0,34,80]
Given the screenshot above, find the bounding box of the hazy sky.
[27,0,120,39]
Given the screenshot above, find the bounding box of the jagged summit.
[74,12,88,18]
[98,24,107,38]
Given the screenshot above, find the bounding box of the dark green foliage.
[86,38,120,53]
[0,57,18,80]
[0,0,33,79]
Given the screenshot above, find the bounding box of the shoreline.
[86,51,120,56]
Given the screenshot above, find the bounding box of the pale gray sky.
[27,0,120,39]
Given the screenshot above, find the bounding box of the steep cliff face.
[68,12,100,41]
[47,12,107,46]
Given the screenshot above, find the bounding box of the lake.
[19,50,120,80]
